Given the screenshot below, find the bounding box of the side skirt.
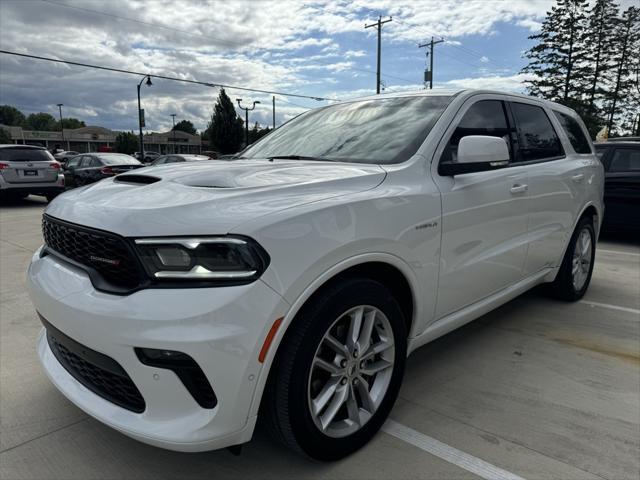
[407,268,555,355]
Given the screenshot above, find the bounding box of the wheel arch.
[248,253,419,420]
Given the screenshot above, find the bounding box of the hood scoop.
[114,174,161,185]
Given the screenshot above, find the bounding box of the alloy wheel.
[307,305,395,438]
[572,227,592,291]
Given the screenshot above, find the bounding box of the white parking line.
[597,249,640,258]
[382,419,526,480]
[579,300,640,317]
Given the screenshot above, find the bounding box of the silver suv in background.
[0,145,65,202]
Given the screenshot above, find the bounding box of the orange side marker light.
[258,317,284,363]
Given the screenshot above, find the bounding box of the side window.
[609,148,640,172]
[67,157,80,168]
[78,156,90,167]
[87,157,100,167]
[553,111,592,154]
[595,148,608,161]
[511,102,563,161]
[441,100,511,164]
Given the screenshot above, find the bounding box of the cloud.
[444,73,533,92]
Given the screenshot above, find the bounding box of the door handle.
[572,174,585,183]
[510,184,528,194]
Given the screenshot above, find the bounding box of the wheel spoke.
[320,384,349,430]
[313,357,341,375]
[323,333,349,356]
[347,306,364,350]
[360,359,393,376]
[360,340,394,362]
[356,376,375,413]
[346,384,361,426]
[357,309,376,355]
[312,377,340,415]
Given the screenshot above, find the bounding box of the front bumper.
[28,248,288,451]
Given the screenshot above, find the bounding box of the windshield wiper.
[266,155,336,162]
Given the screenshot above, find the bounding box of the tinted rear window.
[0,148,54,162]
[97,155,141,165]
[553,111,592,154]
[511,102,563,161]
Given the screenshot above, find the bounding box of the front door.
[432,97,529,318]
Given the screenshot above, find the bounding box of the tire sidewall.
[286,278,407,461]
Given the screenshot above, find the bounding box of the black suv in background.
[594,140,640,232]
[64,153,142,187]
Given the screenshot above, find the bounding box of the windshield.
[242,95,452,164]
[98,155,142,165]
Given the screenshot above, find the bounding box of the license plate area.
[23,169,39,176]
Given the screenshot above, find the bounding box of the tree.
[604,6,640,134]
[205,89,244,154]
[522,0,590,103]
[114,131,138,154]
[172,119,197,135]
[58,118,86,130]
[248,122,271,144]
[0,127,11,144]
[25,112,58,131]
[0,105,26,126]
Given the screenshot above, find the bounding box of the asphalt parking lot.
[1,196,639,480]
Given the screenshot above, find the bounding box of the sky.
[0,0,633,134]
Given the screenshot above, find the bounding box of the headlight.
[134,236,269,283]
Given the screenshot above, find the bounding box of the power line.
[419,37,444,89]
[0,50,338,102]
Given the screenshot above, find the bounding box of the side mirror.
[439,135,510,176]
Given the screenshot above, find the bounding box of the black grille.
[42,215,144,291]
[42,317,146,413]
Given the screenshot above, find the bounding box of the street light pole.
[170,113,176,153]
[56,103,65,150]
[137,75,153,158]
[236,99,261,147]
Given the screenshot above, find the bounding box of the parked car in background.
[63,152,142,187]
[28,90,603,460]
[150,154,214,166]
[202,150,220,159]
[0,144,65,202]
[134,151,161,163]
[606,136,640,142]
[594,140,640,231]
[53,151,79,164]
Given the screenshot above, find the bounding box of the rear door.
[602,146,640,229]
[433,96,530,318]
[510,102,589,274]
[0,147,58,183]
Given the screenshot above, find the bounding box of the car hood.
[46,159,386,236]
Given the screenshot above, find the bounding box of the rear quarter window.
[553,111,592,154]
[0,148,54,162]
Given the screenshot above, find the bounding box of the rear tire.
[549,216,595,301]
[262,277,407,461]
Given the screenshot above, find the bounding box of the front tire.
[550,216,596,301]
[262,277,407,461]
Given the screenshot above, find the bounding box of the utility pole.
[365,15,392,94]
[170,113,176,153]
[272,96,276,129]
[56,103,65,150]
[419,37,444,89]
[236,99,261,147]
[136,75,152,158]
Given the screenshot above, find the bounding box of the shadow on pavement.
[0,195,48,209]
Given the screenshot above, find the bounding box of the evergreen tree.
[205,89,244,154]
[522,0,590,102]
[0,105,26,126]
[605,6,640,134]
[0,127,11,143]
[58,118,86,130]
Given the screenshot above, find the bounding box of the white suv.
[27,90,604,460]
